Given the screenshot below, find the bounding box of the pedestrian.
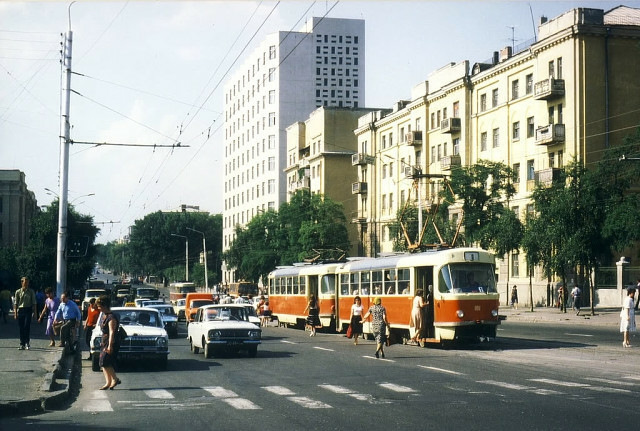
[0,283,12,324]
[360,297,390,359]
[96,295,121,390]
[409,289,426,344]
[635,279,640,311]
[571,285,581,315]
[349,296,364,345]
[37,287,60,347]
[84,297,100,359]
[558,284,567,313]
[510,285,519,309]
[13,276,36,350]
[53,292,82,348]
[620,287,636,348]
[260,301,272,327]
[303,295,321,336]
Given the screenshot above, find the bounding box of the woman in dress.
[37,287,59,347]
[350,296,364,345]
[621,287,636,348]
[303,295,321,336]
[96,295,121,390]
[409,290,426,344]
[361,297,390,358]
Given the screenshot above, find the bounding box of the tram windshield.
[439,263,497,294]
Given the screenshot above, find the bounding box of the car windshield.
[245,306,257,317]
[86,289,106,298]
[204,307,248,322]
[439,263,497,294]
[177,299,186,306]
[113,310,162,327]
[192,300,213,308]
[153,306,176,316]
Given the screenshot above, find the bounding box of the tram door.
[308,276,318,302]
[415,266,434,338]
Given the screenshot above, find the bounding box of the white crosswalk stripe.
[144,389,174,399]
[378,383,416,393]
[263,385,331,408]
[83,390,113,412]
[319,384,393,404]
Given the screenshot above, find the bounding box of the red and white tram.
[267,247,500,344]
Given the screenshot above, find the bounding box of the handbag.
[346,324,353,339]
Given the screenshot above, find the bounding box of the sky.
[0,0,632,244]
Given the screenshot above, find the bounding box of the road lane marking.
[418,365,465,375]
[363,355,395,362]
[528,388,564,395]
[319,384,354,394]
[262,386,296,395]
[83,390,113,412]
[280,340,297,344]
[584,386,631,393]
[379,383,416,393]
[287,396,332,409]
[564,333,594,337]
[313,346,335,352]
[221,398,262,409]
[478,380,533,391]
[529,378,590,387]
[585,377,635,386]
[203,386,238,398]
[144,389,174,399]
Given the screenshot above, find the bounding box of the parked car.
[148,303,179,337]
[175,298,186,321]
[90,307,169,371]
[187,304,261,358]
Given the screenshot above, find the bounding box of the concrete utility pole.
[56,28,73,298]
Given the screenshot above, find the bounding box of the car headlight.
[491,309,498,317]
[208,330,222,339]
[456,310,465,319]
[248,330,261,338]
[156,337,168,348]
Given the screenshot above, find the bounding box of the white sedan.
[188,304,261,358]
[90,307,170,371]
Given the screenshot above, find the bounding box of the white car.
[82,289,106,317]
[148,303,179,337]
[175,298,186,321]
[188,304,261,358]
[90,307,169,371]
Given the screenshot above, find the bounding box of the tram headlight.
[491,309,498,317]
[456,310,465,319]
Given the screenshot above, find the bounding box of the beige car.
[175,298,186,321]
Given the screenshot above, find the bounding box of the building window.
[558,104,563,124]
[513,163,520,184]
[453,101,459,118]
[381,195,387,213]
[382,135,387,149]
[269,45,276,59]
[526,74,533,94]
[389,193,394,214]
[549,152,555,168]
[437,144,442,161]
[389,133,393,146]
[511,252,520,277]
[268,157,275,171]
[492,89,498,108]
[527,159,535,180]
[430,113,436,129]
[453,138,460,155]
[480,94,487,112]
[492,128,499,148]
[548,106,554,125]
[269,90,275,104]
[481,132,487,152]
[268,68,275,82]
[512,121,520,141]
[558,150,564,167]
[511,79,519,100]
[548,60,555,79]
[431,146,436,163]
[527,117,535,138]
[268,112,276,126]
[389,162,394,177]
[268,179,275,193]
[382,164,387,179]
[557,57,563,79]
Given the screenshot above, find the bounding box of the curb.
[0,349,81,417]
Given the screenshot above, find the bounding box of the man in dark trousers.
[14,276,36,350]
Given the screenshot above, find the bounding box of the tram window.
[299,277,306,295]
[372,271,383,295]
[385,269,396,295]
[398,268,410,294]
[340,274,349,295]
[350,273,359,295]
[321,275,336,294]
[361,272,370,295]
[293,276,299,295]
[439,263,497,293]
[287,277,293,295]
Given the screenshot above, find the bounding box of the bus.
[267,247,500,344]
[169,282,197,304]
[227,282,259,298]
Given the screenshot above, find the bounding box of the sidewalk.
[499,304,621,327]
[0,312,80,417]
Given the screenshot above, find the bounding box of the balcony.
[440,155,461,171]
[535,124,565,145]
[405,130,423,146]
[352,153,375,166]
[440,117,461,134]
[288,176,310,193]
[404,166,422,178]
[534,78,565,100]
[352,182,368,194]
[535,168,563,186]
[350,211,367,224]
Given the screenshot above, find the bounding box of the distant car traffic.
[187,304,261,358]
[90,307,169,371]
[147,303,179,337]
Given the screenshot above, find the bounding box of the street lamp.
[170,234,189,282]
[187,227,208,290]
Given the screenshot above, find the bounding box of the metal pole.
[187,228,208,290]
[170,234,189,282]
[56,29,72,298]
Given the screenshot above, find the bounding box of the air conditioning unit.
[352,182,368,194]
[404,166,421,178]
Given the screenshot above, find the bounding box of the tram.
[227,281,259,298]
[267,247,500,344]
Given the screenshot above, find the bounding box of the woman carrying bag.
[349,296,364,345]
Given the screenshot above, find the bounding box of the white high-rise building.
[222,17,365,284]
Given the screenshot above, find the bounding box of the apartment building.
[0,170,38,250]
[353,6,640,303]
[222,17,365,283]
[285,106,383,256]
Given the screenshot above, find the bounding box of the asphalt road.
[2,316,639,431]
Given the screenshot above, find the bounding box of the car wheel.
[91,353,100,372]
[248,346,258,358]
[204,339,213,358]
[190,338,199,354]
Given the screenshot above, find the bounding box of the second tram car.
[267,248,500,344]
